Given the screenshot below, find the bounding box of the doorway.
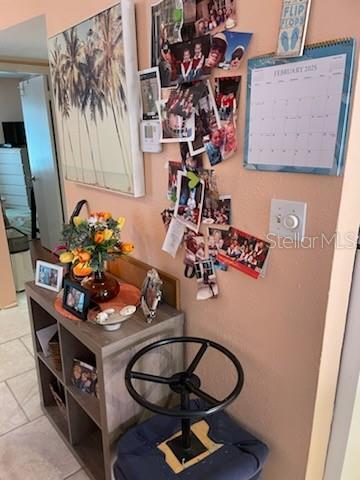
[0,16,65,256]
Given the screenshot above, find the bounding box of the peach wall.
[1,1,360,478]
[0,207,16,308]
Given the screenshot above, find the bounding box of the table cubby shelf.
[26,280,184,480]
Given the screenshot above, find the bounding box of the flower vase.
[83,271,119,303]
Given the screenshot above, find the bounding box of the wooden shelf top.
[26,281,184,357]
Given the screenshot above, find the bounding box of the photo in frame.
[35,261,64,292]
[48,1,145,197]
[62,279,92,320]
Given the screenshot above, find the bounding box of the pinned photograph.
[194,259,219,300]
[202,194,231,224]
[168,160,183,202]
[180,142,203,170]
[181,0,197,41]
[217,31,253,70]
[204,127,225,166]
[151,0,184,67]
[161,207,175,230]
[158,97,195,142]
[217,227,270,279]
[208,227,229,271]
[215,75,241,121]
[174,170,205,232]
[188,80,221,156]
[204,33,229,69]
[166,81,207,119]
[194,0,236,36]
[139,67,161,121]
[184,231,206,278]
[170,36,212,83]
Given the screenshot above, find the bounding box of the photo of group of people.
[202,194,231,224]
[188,81,220,155]
[215,75,241,120]
[174,170,205,232]
[202,74,241,164]
[72,360,98,397]
[204,114,237,165]
[169,36,212,83]
[216,227,270,279]
[166,81,206,118]
[195,0,236,35]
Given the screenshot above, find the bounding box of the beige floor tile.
[20,334,34,356]
[66,470,91,480]
[0,306,30,344]
[0,416,80,479]
[0,339,34,382]
[7,369,42,421]
[0,382,28,435]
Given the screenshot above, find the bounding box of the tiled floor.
[0,293,90,480]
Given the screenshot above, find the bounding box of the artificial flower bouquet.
[59,211,134,277]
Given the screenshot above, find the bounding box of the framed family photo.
[35,261,64,292]
[62,279,92,320]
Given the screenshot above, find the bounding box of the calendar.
[244,38,355,175]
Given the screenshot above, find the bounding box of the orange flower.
[98,211,112,220]
[121,242,134,254]
[78,251,91,262]
[73,262,92,277]
[94,231,105,244]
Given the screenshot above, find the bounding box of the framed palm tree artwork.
[48,1,145,197]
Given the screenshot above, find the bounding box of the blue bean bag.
[114,401,268,480]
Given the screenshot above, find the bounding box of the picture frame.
[35,261,64,292]
[141,269,163,323]
[48,0,145,197]
[62,279,92,320]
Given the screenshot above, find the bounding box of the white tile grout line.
[5,372,40,424]
[3,378,32,428]
[19,335,35,357]
[0,365,37,386]
[63,468,84,480]
[0,335,32,349]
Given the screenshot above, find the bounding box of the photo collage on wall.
[141,0,271,298]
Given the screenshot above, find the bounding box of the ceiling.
[0,16,49,61]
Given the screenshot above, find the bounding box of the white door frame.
[324,247,360,479]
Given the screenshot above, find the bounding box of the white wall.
[0,78,23,143]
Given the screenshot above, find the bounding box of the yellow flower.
[117,217,126,229]
[59,251,74,264]
[103,229,113,241]
[73,216,84,227]
[121,242,134,254]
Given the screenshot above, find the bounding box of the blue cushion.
[114,402,268,480]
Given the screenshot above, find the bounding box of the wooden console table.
[25,281,184,480]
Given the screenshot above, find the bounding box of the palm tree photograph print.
[48,2,144,196]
